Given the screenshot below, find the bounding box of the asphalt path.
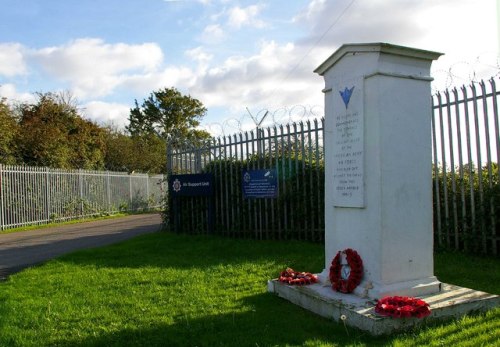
[0,213,163,280]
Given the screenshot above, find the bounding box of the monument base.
[362,277,441,299]
[267,280,499,336]
[317,270,441,299]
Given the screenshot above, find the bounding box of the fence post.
[146,175,150,210]
[195,147,202,173]
[166,148,171,175]
[45,167,51,222]
[79,169,84,217]
[106,171,111,213]
[129,173,133,211]
[0,164,4,231]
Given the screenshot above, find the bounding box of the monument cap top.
[314,42,443,76]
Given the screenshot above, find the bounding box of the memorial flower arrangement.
[375,296,431,319]
[329,248,363,293]
[279,268,318,285]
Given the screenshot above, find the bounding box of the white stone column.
[315,43,443,299]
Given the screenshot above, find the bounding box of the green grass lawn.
[0,232,498,346]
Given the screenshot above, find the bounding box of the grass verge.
[0,232,498,346]
[0,210,160,235]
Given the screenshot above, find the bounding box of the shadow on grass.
[57,231,326,272]
[35,233,376,346]
[2,232,499,346]
[51,293,379,347]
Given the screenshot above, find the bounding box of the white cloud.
[292,0,498,91]
[185,46,213,75]
[121,66,195,95]
[187,0,498,128]
[1,0,497,132]
[0,43,27,77]
[227,5,266,29]
[0,84,35,104]
[200,24,226,44]
[294,0,430,50]
[185,46,213,63]
[83,101,131,128]
[32,38,164,98]
[189,40,322,114]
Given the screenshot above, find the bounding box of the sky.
[0,0,498,136]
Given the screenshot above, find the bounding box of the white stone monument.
[315,42,442,299]
[268,43,499,335]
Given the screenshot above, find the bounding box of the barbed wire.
[202,55,500,138]
[202,104,324,138]
[431,53,500,93]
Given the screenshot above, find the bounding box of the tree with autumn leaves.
[0,87,211,173]
[0,98,19,165]
[16,92,106,169]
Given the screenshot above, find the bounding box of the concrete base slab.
[268,280,499,336]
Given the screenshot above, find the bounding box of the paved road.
[0,213,163,280]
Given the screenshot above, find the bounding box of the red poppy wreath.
[279,268,318,285]
[375,296,431,319]
[329,248,363,293]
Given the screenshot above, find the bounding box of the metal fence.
[0,165,166,231]
[432,78,499,255]
[168,119,325,240]
[168,78,499,255]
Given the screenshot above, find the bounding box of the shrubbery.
[433,162,499,254]
[167,154,499,255]
[167,154,325,240]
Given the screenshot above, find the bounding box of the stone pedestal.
[314,43,443,299]
[268,43,500,335]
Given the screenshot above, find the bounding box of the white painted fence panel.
[0,165,165,230]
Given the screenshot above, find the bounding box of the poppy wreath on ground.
[375,296,431,319]
[329,248,363,293]
[279,268,318,285]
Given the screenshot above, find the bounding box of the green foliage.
[103,127,135,172]
[0,232,498,346]
[433,162,499,255]
[127,87,211,147]
[16,92,106,169]
[434,251,500,294]
[0,98,19,164]
[168,153,325,240]
[104,127,166,173]
[0,90,178,173]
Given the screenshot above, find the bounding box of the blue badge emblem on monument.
[339,86,355,109]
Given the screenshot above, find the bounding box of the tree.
[0,98,19,164]
[104,126,165,173]
[103,126,134,172]
[68,116,106,169]
[17,92,106,169]
[127,87,211,147]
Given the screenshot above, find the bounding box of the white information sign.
[332,80,364,207]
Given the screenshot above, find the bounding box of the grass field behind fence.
[0,232,498,346]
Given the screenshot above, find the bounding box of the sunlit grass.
[0,232,498,346]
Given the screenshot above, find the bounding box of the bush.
[166,154,325,241]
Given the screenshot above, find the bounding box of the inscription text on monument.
[332,84,364,207]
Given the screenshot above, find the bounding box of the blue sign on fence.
[169,174,213,197]
[242,169,278,199]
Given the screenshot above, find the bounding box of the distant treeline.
[0,88,210,173]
